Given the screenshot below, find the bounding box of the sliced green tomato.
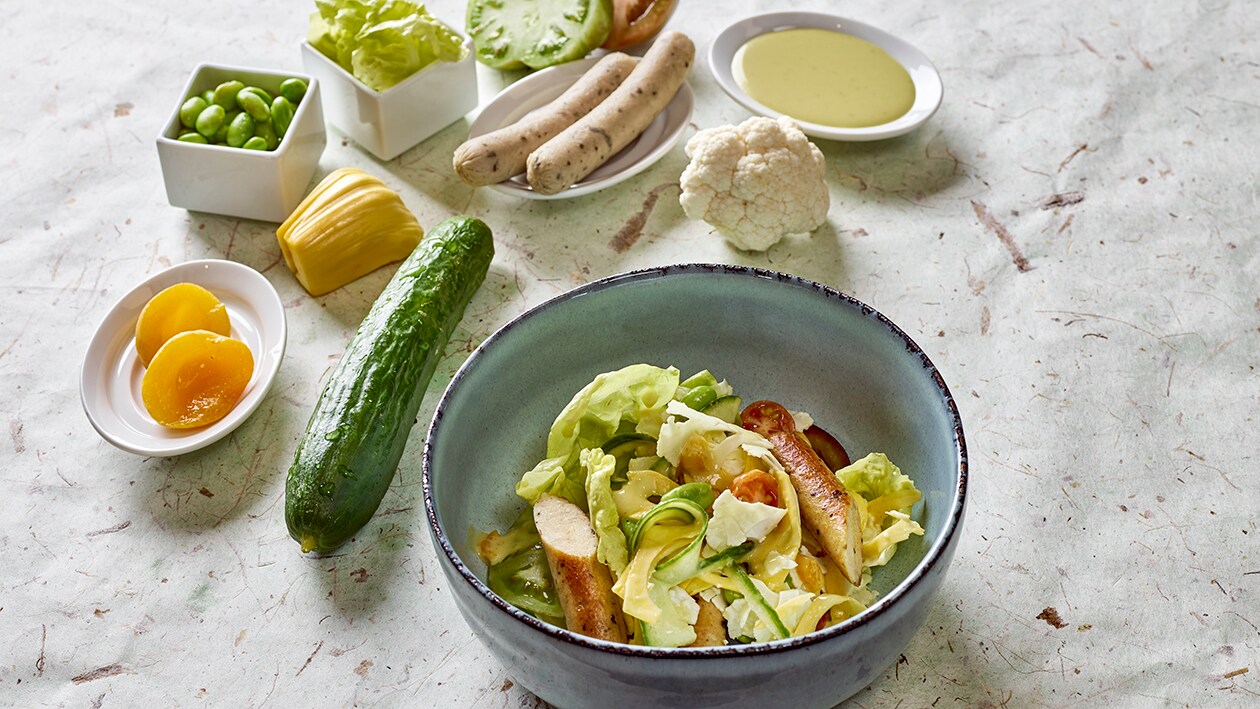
[703,395,743,425]
[467,0,613,70]
[486,543,564,624]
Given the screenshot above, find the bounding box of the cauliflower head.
[678,116,829,252]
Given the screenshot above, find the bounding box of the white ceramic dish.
[156,63,326,222]
[710,12,943,142]
[80,260,287,457]
[467,57,694,200]
[301,24,477,161]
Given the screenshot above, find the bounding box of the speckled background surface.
[3,0,1258,706]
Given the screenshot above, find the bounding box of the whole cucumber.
[285,216,495,553]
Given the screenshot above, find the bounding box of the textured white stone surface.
[3,0,1258,706]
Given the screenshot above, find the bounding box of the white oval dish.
[710,12,943,142]
[80,259,287,457]
[467,57,693,200]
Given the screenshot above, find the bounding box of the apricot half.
[142,330,254,429]
[135,283,231,367]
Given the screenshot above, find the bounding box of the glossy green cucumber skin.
[285,216,494,553]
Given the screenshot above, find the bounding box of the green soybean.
[226,112,255,148]
[271,97,295,139]
[237,90,270,122]
[680,385,718,411]
[177,132,209,144]
[200,89,215,105]
[241,136,268,151]
[211,80,245,109]
[279,78,307,104]
[254,119,279,150]
[195,104,226,138]
[240,86,272,104]
[179,96,208,129]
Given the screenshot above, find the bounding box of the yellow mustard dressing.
[734,28,916,129]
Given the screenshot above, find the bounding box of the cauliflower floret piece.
[678,116,829,251]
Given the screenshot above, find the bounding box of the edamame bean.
[194,104,226,139]
[178,132,209,144]
[241,136,268,150]
[270,97,295,139]
[279,78,307,104]
[236,90,270,122]
[226,112,255,148]
[240,86,272,104]
[200,89,215,105]
[680,385,718,411]
[211,80,245,109]
[254,119,279,150]
[179,96,208,129]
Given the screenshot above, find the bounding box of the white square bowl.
[300,29,477,161]
[156,63,327,222]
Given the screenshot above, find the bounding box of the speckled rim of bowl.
[422,263,968,658]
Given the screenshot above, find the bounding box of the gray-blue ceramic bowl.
[423,264,967,708]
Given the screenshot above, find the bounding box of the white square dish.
[156,63,326,222]
[300,28,477,161]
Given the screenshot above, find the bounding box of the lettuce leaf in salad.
[547,364,679,457]
[517,365,679,507]
[837,453,925,568]
[836,452,919,508]
[582,448,629,579]
[863,509,924,567]
[516,453,587,508]
[309,0,466,92]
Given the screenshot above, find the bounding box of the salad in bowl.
[475,363,924,648]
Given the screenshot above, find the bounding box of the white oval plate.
[469,57,693,200]
[710,12,943,142]
[80,259,287,457]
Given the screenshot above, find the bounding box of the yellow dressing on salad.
[733,28,916,128]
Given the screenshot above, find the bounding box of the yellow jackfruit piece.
[277,168,424,296]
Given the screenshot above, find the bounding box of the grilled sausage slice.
[453,53,639,186]
[533,494,628,642]
[740,401,863,584]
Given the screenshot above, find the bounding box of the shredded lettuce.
[309,0,467,93]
